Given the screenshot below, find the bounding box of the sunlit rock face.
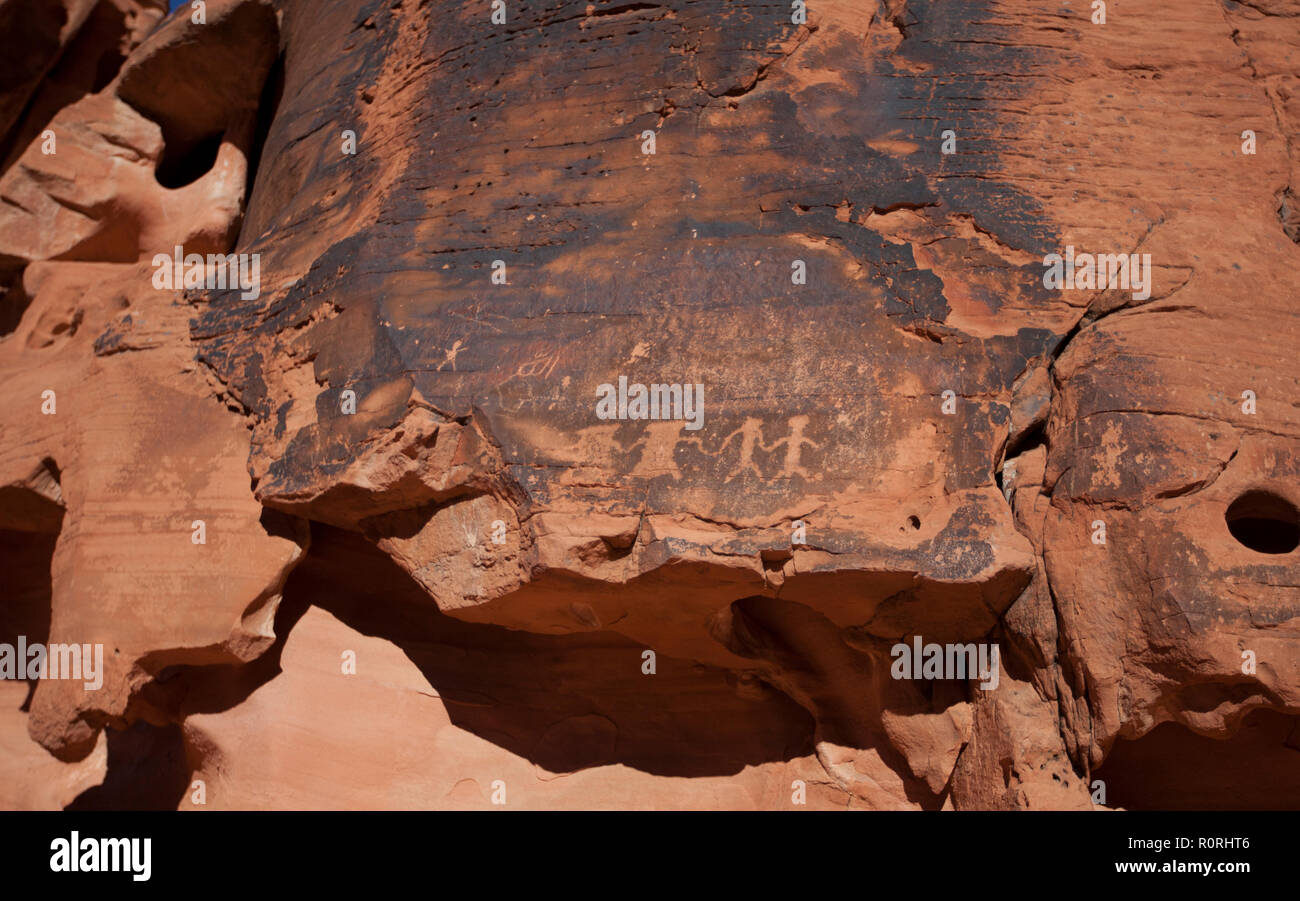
[0,0,1297,810]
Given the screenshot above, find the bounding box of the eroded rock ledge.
[0,0,1297,810]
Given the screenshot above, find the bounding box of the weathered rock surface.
[0,0,165,171]
[0,0,302,768]
[0,0,1297,810]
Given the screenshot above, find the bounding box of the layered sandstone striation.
[0,0,1297,810]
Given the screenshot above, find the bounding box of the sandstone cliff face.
[0,0,1297,810]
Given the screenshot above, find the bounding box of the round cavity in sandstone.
[1225,490,1300,555]
[155,130,223,188]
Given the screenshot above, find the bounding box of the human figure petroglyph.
[718,417,769,481]
[437,338,466,372]
[630,420,705,480]
[769,414,820,479]
[717,416,820,482]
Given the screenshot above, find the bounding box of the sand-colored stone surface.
[0,0,1297,810]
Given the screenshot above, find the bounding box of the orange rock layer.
[0,0,1297,810]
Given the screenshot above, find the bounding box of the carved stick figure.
[437,338,466,371]
[719,418,771,481]
[769,415,820,479]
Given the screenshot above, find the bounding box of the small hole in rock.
[0,269,31,337]
[908,515,921,530]
[155,130,223,189]
[1225,490,1300,554]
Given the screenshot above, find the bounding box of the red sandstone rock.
[0,0,1297,811]
[0,0,165,169]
